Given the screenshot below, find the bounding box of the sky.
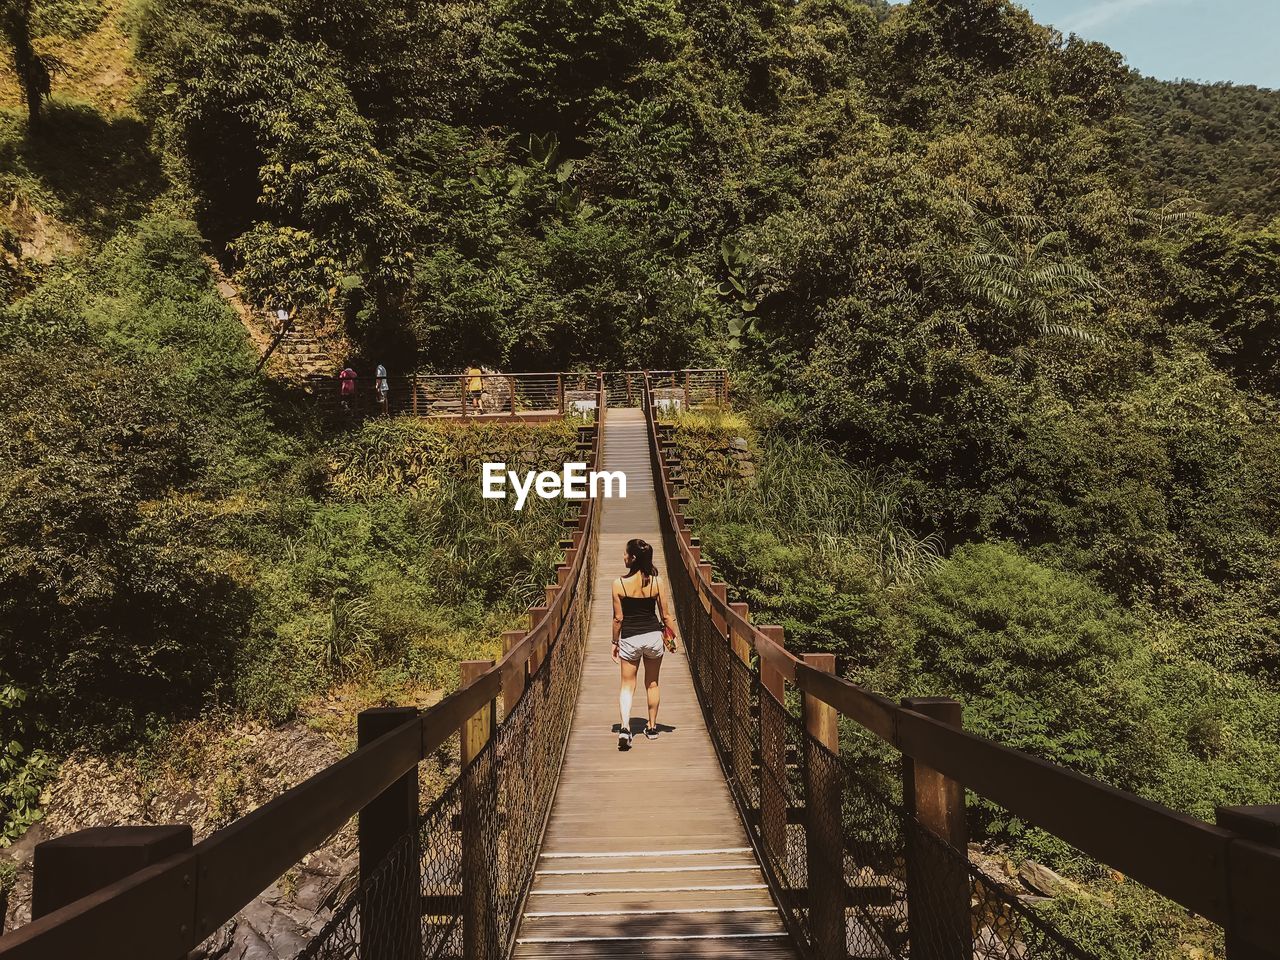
[891,1,1280,90]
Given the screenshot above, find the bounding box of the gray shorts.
[618,630,665,663]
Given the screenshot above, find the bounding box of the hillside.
[0,0,578,937]
[3,0,1280,956]
[1127,74,1280,223]
[0,0,137,113]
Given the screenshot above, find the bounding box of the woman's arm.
[657,578,680,642]
[611,580,623,662]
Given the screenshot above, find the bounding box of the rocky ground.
[1,720,354,959]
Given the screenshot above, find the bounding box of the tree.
[1,0,53,125]
[0,681,54,842]
[0,344,250,747]
[1171,222,1280,394]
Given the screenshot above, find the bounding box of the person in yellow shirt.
[465,365,483,413]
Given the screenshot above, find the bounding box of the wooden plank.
[523,889,776,909]
[534,852,757,872]
[513,939,795,959]
[515,949,793,959]
[518,913,783,938]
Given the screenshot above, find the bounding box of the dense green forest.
[1128,75,1280,223]
[3,0,1280,953]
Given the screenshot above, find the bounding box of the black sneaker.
[644,726,658,740]
[618,728,632,750]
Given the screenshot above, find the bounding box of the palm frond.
[1039,322,1101,344]
[1029,231,1069,259]
[915,315,975,344]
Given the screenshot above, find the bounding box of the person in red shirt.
[338,366,357,412]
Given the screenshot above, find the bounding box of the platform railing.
[313,369,727,418]
[642,374,1280,960]
[1,380,607,960]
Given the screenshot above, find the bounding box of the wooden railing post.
[709,583,727,636]
[902,697,969,960]
[460,661,497,960]
[357,706,421,960]
[1216,806,1280,959]
[557,374,565,415]
[802,654,843,960]
[758,624,788,866]
[527,607,549,676]
[32,825,192,921]
[501,631,528,719]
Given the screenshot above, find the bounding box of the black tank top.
[618,576,663,638]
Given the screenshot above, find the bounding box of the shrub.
[1039,881,1220,960]
[0,343,253,749]
[906,543,1153,782]
[0,682,55,843]
[904,542,1280,845]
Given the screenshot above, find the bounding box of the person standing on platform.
[465,365,484,414]
[375,363,389,415]
[338,365,357,413]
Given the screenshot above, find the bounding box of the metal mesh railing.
[300,493,597,960]
[651,400,1092,960]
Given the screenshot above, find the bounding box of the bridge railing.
[600,369,728,408]
[1,379,608,960]
[646,368,728,409]
[311,371,605,420]
[310,369,728,418]
[641,375,1280,960]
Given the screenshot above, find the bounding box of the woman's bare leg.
[642,655,662,730]
[619,658,639,734]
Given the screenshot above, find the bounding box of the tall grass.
[673,411,943,587]
[406,474,569,609]
[233,419,577,713]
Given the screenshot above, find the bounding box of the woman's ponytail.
[625,538,659,587]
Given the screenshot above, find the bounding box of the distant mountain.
[1127,75,1280,222]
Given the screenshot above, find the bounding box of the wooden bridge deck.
[512,408,796,958]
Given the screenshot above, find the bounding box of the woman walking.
[611,538,680,750]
